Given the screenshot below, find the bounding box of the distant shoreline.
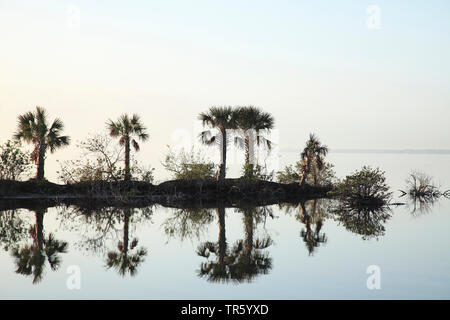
[281,148,450,155]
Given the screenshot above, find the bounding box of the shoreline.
[0,179,332,210]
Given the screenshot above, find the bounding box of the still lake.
[1,152,449,299]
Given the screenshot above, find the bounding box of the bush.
[333,166,391,205]
[0,140,32,181]
[57,133,154,184]
[241,163,274,181]
[277,159,336,186]
[162,147,215,180]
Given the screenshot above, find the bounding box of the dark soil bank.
[0,179,332,209]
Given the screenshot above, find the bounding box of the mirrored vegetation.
[331,202,392,240]
[10,208,68,284]
[196,206,273,284]
[400,171,450,216]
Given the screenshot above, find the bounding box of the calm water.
[1,152,449,299]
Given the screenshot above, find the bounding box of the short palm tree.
[235,106,274,177]
[107,114,149,181]
[299,134,328,187]
[14,106,70,180]
[198,106,238,181]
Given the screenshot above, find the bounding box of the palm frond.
[132,139,140,152]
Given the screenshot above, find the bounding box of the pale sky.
[1,0,449,182]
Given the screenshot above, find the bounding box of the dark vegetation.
[3,105,446,213]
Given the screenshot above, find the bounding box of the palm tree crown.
[198,106,238,181]
[107,114,149,181]
[299,133,328,187]
[234,106,274,177]
[14,106,70,180]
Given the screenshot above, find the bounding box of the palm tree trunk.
[244,211,254,254]
[36,143,46,180]
[34,209,45,250]
[299,159,310,187]
[217,129,227,181]
[244,135,255,177]
[217,207,226,269]
[123,210,130,256]
[124,136,131,181]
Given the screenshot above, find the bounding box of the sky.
[1,0,449,182]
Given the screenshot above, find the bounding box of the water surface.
[1,152,449,299]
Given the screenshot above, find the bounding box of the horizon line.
[280,148,450,155]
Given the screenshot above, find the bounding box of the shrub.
[333,166,391,205]
[57,133,154,184]
[241,163,274,181]
[0,140,32,181]
[162,147,215,180]
[277,159,336,186]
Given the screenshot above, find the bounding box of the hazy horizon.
[1,0,450,182]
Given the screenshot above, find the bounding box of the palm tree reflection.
[299,200,327,256]
[11,208,68,284]
[105,208,147,277]
[197,206,273,284]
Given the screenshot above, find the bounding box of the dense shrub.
[162,147,215,180]
[333,166,391,205]
[0,140,32,181]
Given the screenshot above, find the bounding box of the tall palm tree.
[197,207,242,282]
[230,208,273,282]
[107,114,149,181]
[11,208,68,284]
[198,106,238,181]
[234,106,274,177]
[299,133,328,187]
[14,106,70,180]
[105,209,147,276]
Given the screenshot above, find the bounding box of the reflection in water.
[197,206,273,284]
[58,206,152,277]
[105,208,148,277]
[0,209,28,251]
[331,202,392,240]
[299,201,327,256]
[0,198,403,287]
[163,208,215,241]
[10,208,68,284]
[280,199,328,256]
[405,194,439,216]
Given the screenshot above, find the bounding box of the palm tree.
[107,114,149,181]
[299,201,327,256]
[198,106,238,181]
[14,106,70,180]
[197,206,252,283]
[234,106,274,177]
[299,133,328,187]
[10,208,68,284]
[230,208,273,282]
[105,209,147,276]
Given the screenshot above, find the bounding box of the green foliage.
[57,133,154,184]
[276,164,301,184]
[14,106,70,180]
[331,203,392,240]
[0,140,32,180]
[241,163,274,181]
[162,147,216,180]
[277,159,336,186]
[333,166,392,205]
